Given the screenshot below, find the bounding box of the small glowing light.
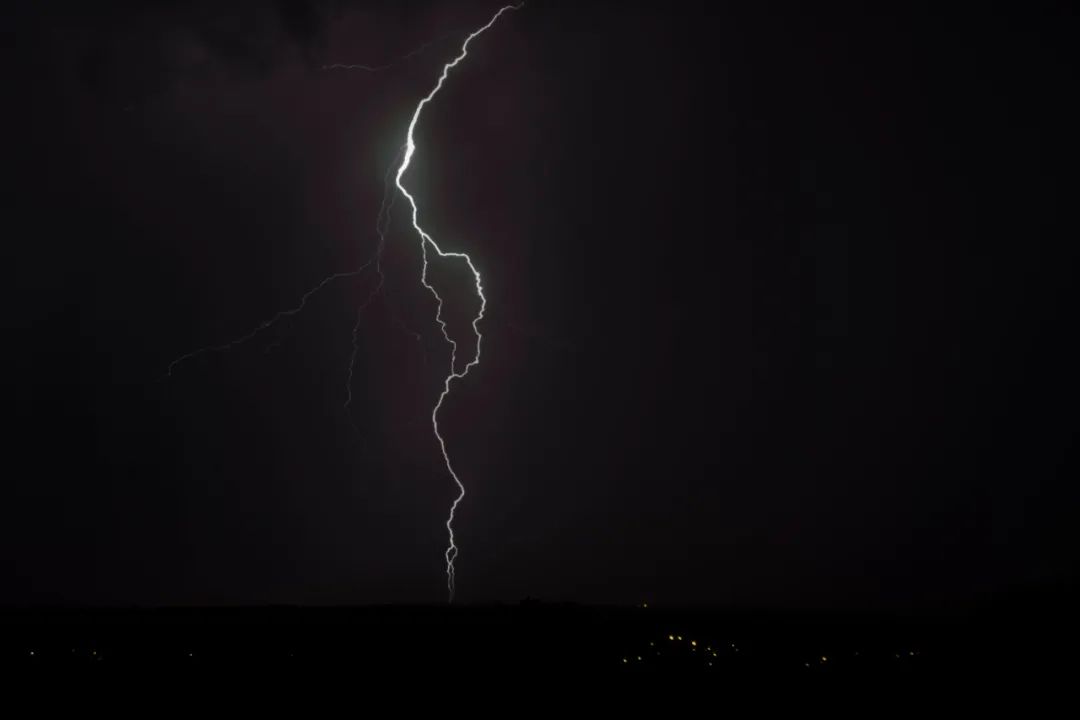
[691,640,697,647]
[677,636,683,641]
[637,656,642,661]
[649,642,655,647]
[820,656,827,663]
[29,651,34,656]
[668,635,674,641]
[712,652,717,657]
[909,651,915,656]
[623,658,628,663]
[643,603,648,608]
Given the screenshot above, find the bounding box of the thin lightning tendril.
[166,268,367,378]
[166,32,443,381]
[322,36,441,73]
[165,148,417,381]
[394,3,523,602]
[345,146,425,410]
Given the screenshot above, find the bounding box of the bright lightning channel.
[394,3,523,602]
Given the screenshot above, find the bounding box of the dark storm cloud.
[47,1,337,103]
[1,0,1076,610]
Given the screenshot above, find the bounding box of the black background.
[3,1,1077,610]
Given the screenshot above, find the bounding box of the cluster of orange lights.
[623,634,920,669]
[623,634,733,666]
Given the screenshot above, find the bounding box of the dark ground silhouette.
[4,582,1077,680]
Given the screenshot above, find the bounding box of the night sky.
[3,1,1077,609]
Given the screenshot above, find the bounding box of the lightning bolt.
[167,3,522,603]
[394,3,522,602]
